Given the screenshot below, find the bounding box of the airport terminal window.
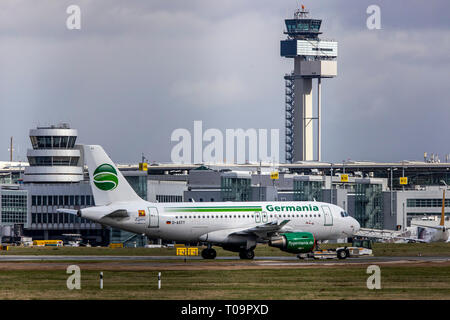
[70,196,74,206]
[42,196,47,206]
[52,136,61,148]
[60,136,68,148]
[32,196,36,206]
[64,196,69,205]
[48,196,53,206]
[53,156,71,166]
[68,136,76,148]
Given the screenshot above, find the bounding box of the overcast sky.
[1,0,449,164]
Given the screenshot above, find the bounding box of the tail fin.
[83,145,142,206]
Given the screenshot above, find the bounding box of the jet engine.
[269,232,315,254]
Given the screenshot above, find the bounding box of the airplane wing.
[411,223,446,231]
[355,228,428,243]
[231,220,291,239]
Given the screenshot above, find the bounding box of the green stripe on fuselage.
[165,206,262,213]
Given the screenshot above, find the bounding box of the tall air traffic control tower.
[281,6,337,163]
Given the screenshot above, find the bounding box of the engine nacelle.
[269,232,315,254]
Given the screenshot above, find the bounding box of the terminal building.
[1,125,450,245]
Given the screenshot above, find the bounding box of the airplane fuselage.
[81,200,360,243]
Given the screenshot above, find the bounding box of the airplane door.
[261,212,268,223]
[148,207,159,228]
[322,205,333,226]
[255,212,261,223]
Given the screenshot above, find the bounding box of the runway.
[1,255,449,264]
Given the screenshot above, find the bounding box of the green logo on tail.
[93,164,118,191]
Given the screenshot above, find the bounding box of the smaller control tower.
[281,6,337,163]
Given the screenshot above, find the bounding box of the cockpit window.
[340,211,349,217]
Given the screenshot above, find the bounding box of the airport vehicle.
[33,240,63,247]
[58,145,361,259]
[300,238,373,259]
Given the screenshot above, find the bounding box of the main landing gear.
[239,249,255,260]
[201,247,217,259]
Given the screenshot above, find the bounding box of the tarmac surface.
[1,255,449,263]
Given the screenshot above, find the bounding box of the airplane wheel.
[239,249,255,260]
[201,248,216,259]
[337,249,349,259]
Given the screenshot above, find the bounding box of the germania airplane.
[59,145,361,259]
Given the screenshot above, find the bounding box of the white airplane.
[357,189,449,243]
[59,145,361,259]
[409,189,449,242]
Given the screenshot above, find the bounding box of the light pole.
[330,163,334,204]
[440,180,447,218]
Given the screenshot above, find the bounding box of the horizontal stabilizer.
[56,208,79,216]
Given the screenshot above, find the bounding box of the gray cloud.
[0,1,449,164]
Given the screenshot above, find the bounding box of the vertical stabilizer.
[83,145,142,206]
